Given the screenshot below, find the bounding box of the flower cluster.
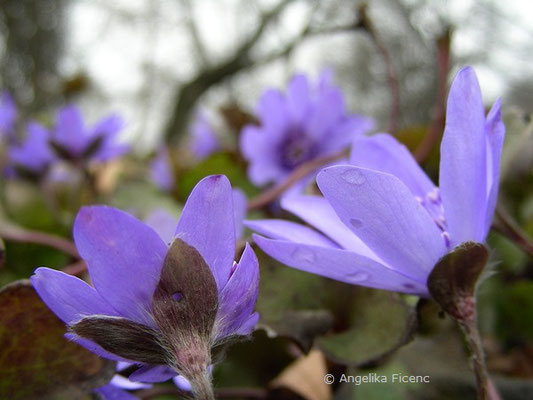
[247,67,505,296]
[240,71,374,187]
[7,104,128,179]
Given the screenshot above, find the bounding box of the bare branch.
[0,223,79,258]
[247,148,349,210]
[163,0,298,142]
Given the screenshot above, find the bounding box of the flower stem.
[456,315,491,400]
[190,368,215,400]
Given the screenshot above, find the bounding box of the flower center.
[415,188,451,249]
[278,127,316,170]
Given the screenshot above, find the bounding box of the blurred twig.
[414,29,451,163]
[247,148,349,210]
[163,1,362,142]
[493,205,533,259]
[62,259,87,277]
[0,223,79,258]
[357,3,399,134]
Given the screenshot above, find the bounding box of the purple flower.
[246,67,505,297]
[240,70,374,187]
[0,92,17,140]
[8,122,55,175]
[150,147,175,191]
[190,112,220,160]
[31,175,259,386]
[94,362,151,400]
[50,105,129,163]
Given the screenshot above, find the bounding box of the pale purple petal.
[286,74,310,123]
[233,312,259,336]
[175,175,235,289]
[232,188,247,240]
[109,374,152,390]
[256,89,290,136]
[483,98,505,237]
[240,125,285,185]
[31,267,120,325]
[253,235,429,295]
[9,122,55,173]
[144,209,178,244]
[173,375,193,392]
[94,383,140,400]
[150,148,174,191]
[350,133,436,199]
[317,166,446,281]
[53,105,88,156]
[191,113,220,160]
[245,219,339,248]
[215,244,259,339]
[129,365,176,383]
[73,206,168,327]
[280,195,379,260]
[0,92,16,139]
[439,67,487,246]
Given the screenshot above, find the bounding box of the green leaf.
[495,281,533,342]
[0,280,115,399]
[177,153,259,200]
[255,251,334,350]
[317,289,416,367]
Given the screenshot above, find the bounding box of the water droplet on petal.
[291,247,317,264]
[346,271,369,282]
[350,218,363,229]
[341,169,366,185]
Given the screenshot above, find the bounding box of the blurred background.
[1,1,533,399]
[1,0,532,150]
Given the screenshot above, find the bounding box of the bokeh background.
[1,1,533,399]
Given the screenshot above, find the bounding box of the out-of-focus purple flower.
[150,148,174,191]
[94,362,151,400]
[32,175,259,388]
[8,122,55,176]
[247,67,504,297]
[50,105,129,163]
[240,71,374,187]
[190,112,220,160]
[0,92,17,140]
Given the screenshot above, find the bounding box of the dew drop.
[349,218,363,229]
[172,292,183,301]
[291,247,316,264]
[346,271,369,282]
[341,169,366,185]
[403,283,416,290]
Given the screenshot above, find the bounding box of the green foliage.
[0,280,115,399]
[317,289,416,367]
[177,153,259,200]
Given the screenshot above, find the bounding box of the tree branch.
[414,28,451,163]
[357,4,399,134]
[0,223,79,258]
[493,204,533,259]
[163,0,295,142]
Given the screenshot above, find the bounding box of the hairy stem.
[456,316,491,400]
[189,368,215,400]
